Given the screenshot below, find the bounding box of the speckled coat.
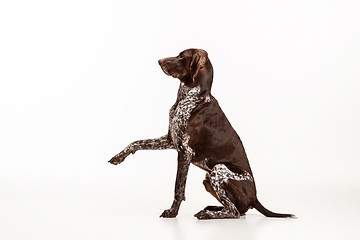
[109,49,294,219]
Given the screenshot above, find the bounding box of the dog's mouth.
[158,61,173,77]
[161,66,171,76]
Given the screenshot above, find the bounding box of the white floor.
[1,168,359,240]
[2,1,360,238]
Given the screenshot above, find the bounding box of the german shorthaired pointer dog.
[109,49,294,219]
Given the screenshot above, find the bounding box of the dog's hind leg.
[195,164,254,220]
[201,173,224,211]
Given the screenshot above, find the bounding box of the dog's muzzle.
[158,59,172,76]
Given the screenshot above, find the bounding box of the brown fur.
[110,49,294,219]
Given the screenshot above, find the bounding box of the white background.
[1,0,359,239]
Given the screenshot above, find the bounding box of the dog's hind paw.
[194,210,212,220]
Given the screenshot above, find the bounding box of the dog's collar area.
[179,83,212,104]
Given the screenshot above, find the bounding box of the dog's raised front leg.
[109,134,174,165]
[160,150,191,218]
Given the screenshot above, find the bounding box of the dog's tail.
[253,199,295,218]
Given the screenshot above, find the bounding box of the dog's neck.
[177,82,200,97]
[173,82,212,108]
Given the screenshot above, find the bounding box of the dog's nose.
[158,59,163,66]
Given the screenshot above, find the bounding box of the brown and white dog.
[109,49,294,219]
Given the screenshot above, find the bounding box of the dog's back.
[187,97,253,176]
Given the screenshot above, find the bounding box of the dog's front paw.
[108,151,131,165]
[160,208,178,218]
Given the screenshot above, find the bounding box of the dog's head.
[158,49,213,91]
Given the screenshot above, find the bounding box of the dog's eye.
[179,53,184,59]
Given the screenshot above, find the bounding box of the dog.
[109,48,294,219]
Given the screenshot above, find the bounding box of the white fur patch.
[169,83,202,150]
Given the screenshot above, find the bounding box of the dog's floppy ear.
[190,50,208,81]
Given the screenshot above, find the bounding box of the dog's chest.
[169,83,202,150]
